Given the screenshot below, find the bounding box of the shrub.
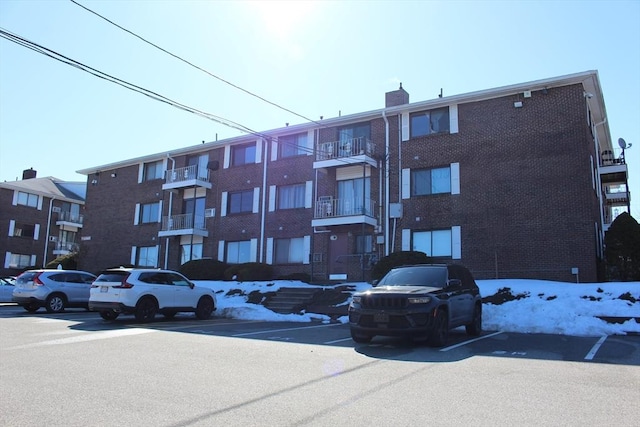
[46,253,78,270]
[179,259,229,280]
[371,251,431,281]
[224,263,274,281]
[276,272,311,283]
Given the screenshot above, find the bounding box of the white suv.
[89,268,216,322]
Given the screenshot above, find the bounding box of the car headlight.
[351,296,362,304]
[408,296,431,304]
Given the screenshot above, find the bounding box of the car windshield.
[378,267,447,287]
[95,271,129,282]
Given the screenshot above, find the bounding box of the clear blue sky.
[1,0,639,217]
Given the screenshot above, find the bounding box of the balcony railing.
[314,197,376,219]
[164,165,210,185]
[57,211,84,225]
[600,148,626,167]
[53,242,79,253]
[161,214,207,232]
[316,137,374,161]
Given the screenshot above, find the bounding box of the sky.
[200,278,640,337]
[0,1,639,218]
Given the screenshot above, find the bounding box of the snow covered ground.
[195,279,640,337]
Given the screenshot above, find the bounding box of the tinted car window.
[139,272,171,285]
[17,272,37,283]
[95,272,129,282]
[378,267,447,287]
[49,273,68,282]
[168,273,190,286]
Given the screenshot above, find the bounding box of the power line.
[70,0,325,128]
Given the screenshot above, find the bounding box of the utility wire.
[70,0,325,128]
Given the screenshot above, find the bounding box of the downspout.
[382,110,390,256]
[43,196,56,267]
[592,118,607,257]
[165,154,175,269]
[259,137,269,263]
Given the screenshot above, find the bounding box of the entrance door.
[328,233,348,279]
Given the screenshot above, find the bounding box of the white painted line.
[232,322,342,337]
[440,331,504,352]
[324,337,354,344]
[6,328,156,350]
[584,335,607,360]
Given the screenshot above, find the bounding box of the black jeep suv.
[348,264,482,346]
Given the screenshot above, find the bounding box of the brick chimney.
[385,83,409,107]
[22,168,37,180]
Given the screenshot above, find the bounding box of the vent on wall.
[204,208,216,218]
[52,207,61,213]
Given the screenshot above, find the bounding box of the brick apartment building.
[73,70,630,283]
[1,169,86,276]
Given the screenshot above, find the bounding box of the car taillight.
[113,274,134,289]
[34,273,45,286]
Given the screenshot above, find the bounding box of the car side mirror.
[189,282,195,289]
[371,279,379,287]
[447,279,461,287]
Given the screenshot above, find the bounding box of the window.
[60,202,81,222]
[355,235,374,254]
[410,107,449,137]
[337,177,371,215]
[413,230,452,257]
[17,191,38,208]
[275,238,304,264]
[279,133,307,158]
[278,184,305,210]
[9,253,32,269]
[229,190,254,214]
[337,123,370,156]
[232,144,256,166]
[13,223,35,238]
[226,241,251,264]
[411,167,451,196]
[140,202,160,223]
[181,243,203,264]
[137,246,158,267]
[143,160,164,181]
[183,197,205,228]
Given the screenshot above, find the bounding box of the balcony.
[599,148,628,183]
[56,211,83,228]
[314,137,378,169]
[162,165,212,191]
[158,214,208,238]
[52,241,79,255]
[311,197,378,227]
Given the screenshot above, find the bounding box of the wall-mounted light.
[111,173,117,178]
[91,179,98,185]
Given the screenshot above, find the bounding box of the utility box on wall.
[390,203,403,218]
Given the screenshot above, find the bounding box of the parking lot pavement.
[1,305,639,366]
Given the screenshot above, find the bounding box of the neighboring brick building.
[76,71,630,283]
[0,169,86,276]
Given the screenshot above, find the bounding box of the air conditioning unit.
[52,207,61,213]
[49,236,58,242]
[204,208,216,218]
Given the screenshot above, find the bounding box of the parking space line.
[584,335,607,360]
[439,331,504,351]
[324,337,353,344]
[232,323,342,337]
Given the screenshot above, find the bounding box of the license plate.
[100,286,108,293]
[373,312,389,323]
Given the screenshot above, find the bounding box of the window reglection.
[229,190,253,214]
[144,160,163,181]
[411,167,451,196]
[13,223,35,238]
[181,243,203,264]
[137,246,158,267]
[227,241,251,264]
[232,144,256,166]
[278,184,305,209]
[410,107,449,137]
[413,230,452,257]
[280,133,307,158]
[17,191,38,208]
[140,202,160,223]
[275,238,304,264]
[9,253,31,268]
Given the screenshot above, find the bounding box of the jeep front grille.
[362,296,408,309]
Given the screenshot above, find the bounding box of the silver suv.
[89,268,216,322]
[13,269,97,313]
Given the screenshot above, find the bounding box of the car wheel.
[134,297,157,323]
[23,303,39,313]
[465,304,482,336]
[350,329,372,344]
[45,294,66,313]
[195,297,214,320]
[429,308,449,347]
[100,310,119,321]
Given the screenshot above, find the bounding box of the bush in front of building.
[224,262,274,281]
[605,212,640,281]
[46,253,78,270]
[371,251,431,281]
[179,259,229,280]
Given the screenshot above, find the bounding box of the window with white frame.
[274,238,304,264]
[9,253,33,269]
[143,160,164,181]
[232,143,256,166]
[139,202,160,223]
[279,133,307,158]
[17,191,38,208]
[410,107,450,137]
[278,184,305,210]
[181,243,203,264]
[413,230,452,257]
[411,167,451,196]
[136,246,158,267]
[226,241,251,264]
[228,190,254,214]
[337,177,371,215]
[12,222,35,238]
